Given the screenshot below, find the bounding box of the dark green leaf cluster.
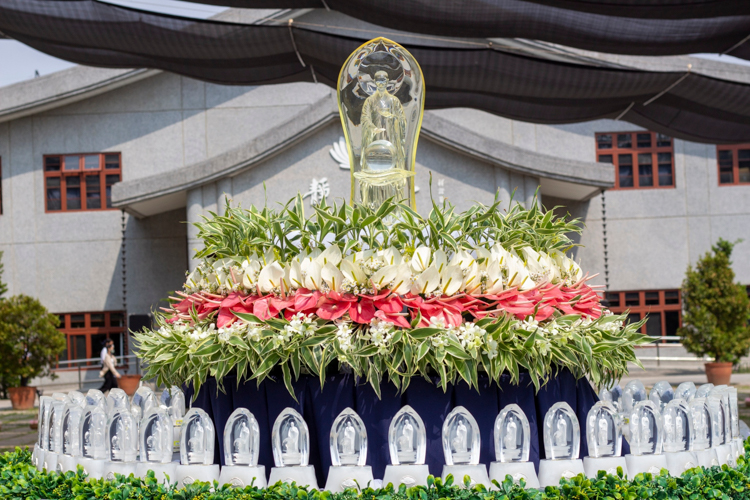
[193,193,583,263]
[3,443,750,500]
[678,238,750,363]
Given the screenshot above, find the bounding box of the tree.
[677,239,750,363]
[0,251,7,298]
[0,295,65,394]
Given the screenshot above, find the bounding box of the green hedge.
[2,443,750,500]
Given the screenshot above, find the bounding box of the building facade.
[0,31,749,386]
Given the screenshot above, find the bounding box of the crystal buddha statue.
[399,419,414,455]
[340,422,356,455]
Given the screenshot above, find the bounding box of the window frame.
[595,131,675,190]
[604,289,682,343]
[43,153,121,213]
[716,144,750,186]
[55,311,127,370]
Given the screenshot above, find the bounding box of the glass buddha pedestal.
[175,408,220,488]
[689,397,720,468]
[324,408,373,492]
[708,387,733,467]
[135,406,176,484]
[33,396,53,472]
[537,402,585,487]
[440,406,490,488]
[218,408,266,488]
[43,395,68,473]
[77,402,108,480]
[268,408,318,488]
[382,405,429,487]
[582,402,628,479]
[489,404,539,488]
[103,408,139,480]
[661,399,698,475]
[58,398,85,473]
[624,400,668,475]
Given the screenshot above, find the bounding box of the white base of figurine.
[582,456,628,479]
[135,461,178,484]
[78,457,105,480]
[103,461,137,480]
[442,464,490,488]
[218,465,267,489]
[43,451,59,473]
[537,459,585,488]
[664,451,698,476]
[324,465,374,492]
[488,461,540,489]
[735,438,745,460]
[382,464,430,488]
[694,448,719,468]
[624,454,668,476]
[58,454,78,474]
[175,464,221,488]
[32,445,44,472]
[714,444,733,466]
[268,465,318,489]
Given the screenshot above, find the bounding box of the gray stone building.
[0,12,749,385]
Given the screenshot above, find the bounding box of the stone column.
[493,166,512,213]
[186,188,204,272]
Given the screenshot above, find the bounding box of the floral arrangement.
[134,194,649,397]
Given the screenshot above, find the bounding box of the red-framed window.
[717,144,750,186]
[56,312,127,369]
[604,289,681,342]
[596,131,675,190]
[44,153,121,213]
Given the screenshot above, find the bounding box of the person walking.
[98,339,120,394]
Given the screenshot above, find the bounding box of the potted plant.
[677,239,750,385]
[0,295,66,409]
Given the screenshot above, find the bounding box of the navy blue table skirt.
[188,369,612,486]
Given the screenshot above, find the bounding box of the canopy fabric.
[3,0,750,143]
[183,0,750,58]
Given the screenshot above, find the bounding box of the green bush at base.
[2,443,750,500]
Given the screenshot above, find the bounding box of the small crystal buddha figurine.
[219,408,266,488]
[441,407,489,488]
[160,386,186,452]
[662,399,698,475]
[134,407,176,483]
[649,381,675,413]
[57,399,84,473]
[537,402,584,487]
[43,397,67,472]
[382,405,429,488]
[689,397,720,468]
[103,408,138,480]
[624,400,668,476]
[728,387,742,462]
[175,408,220,487]
[324,408,374,492]
[707,388,733,466]
[694,383,714,399]
[337,38,424,213]
[583,402,627,479]
[268,408,317,488]
[598,385,623,412]
[131,385,156,422]
[489,404,538,488]
[33,396,53,471]
[107,389,130,414]
[674,382,696,402]
[85,389,106,410]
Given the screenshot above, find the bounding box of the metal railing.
[53,354,141,390]
[633,335,707,365]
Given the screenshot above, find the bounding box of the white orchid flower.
[412,264,440,295]
[321,262,344,292]
[411,246,432,272]
[440,265,464,296]
[258,262,285,293]
[316,245,342,266]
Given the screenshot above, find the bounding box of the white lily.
[321,262,344,292]
[440,265,464,295]
[413,265,440,295]
[258,262,285,293]
[411,246,432,272]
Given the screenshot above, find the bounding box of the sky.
[1,1,750,89]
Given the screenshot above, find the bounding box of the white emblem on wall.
[302,178,330,206]
[330,137,420,193]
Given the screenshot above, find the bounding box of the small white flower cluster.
[183,243,583,297]
[336,323,354,353]
[217,320,247,344]
[361,319,394,354]
[272,313,315,348]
